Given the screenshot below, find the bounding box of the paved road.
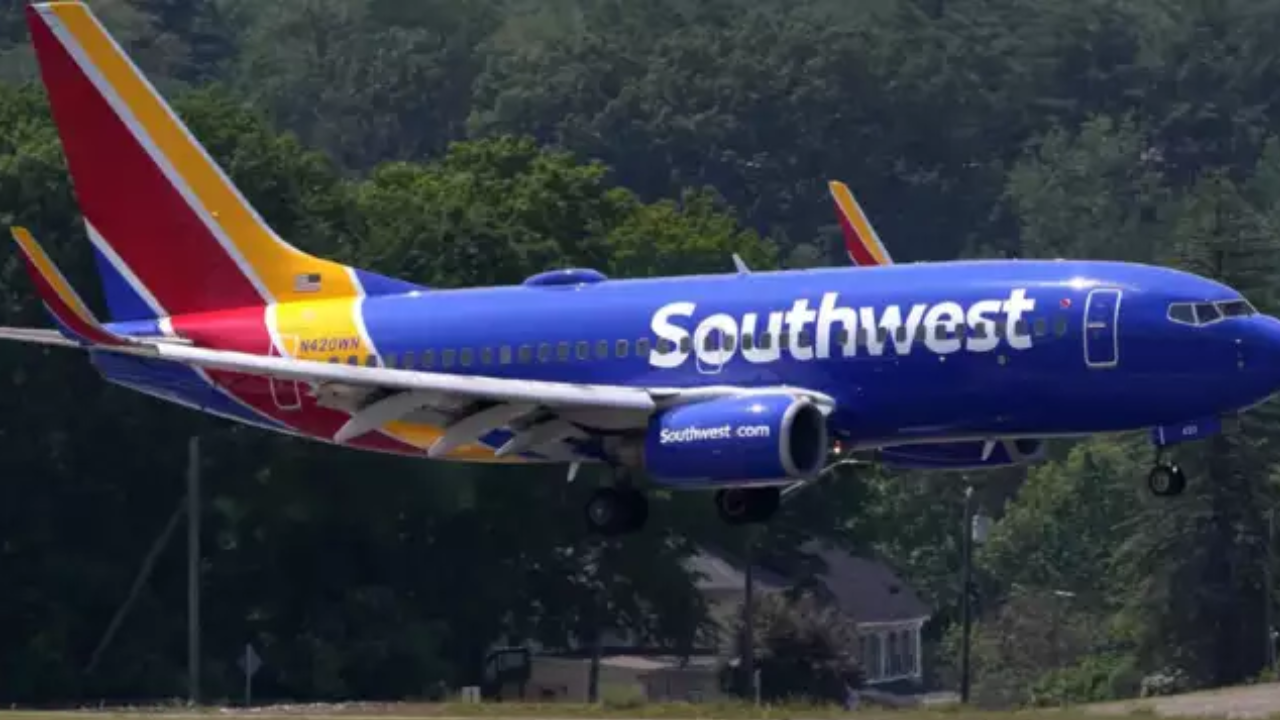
[1088,683,1280,719]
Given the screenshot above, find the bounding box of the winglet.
[828,180,893,267]
[10,227,132,346]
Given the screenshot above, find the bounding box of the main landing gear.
[582,475,783,536]
[714,487,781,526]
[1148,449,1187,498]
[584,483,649,537]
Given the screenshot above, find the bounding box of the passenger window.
[972,324,986,339]
[597,340,609,359]
[894,326,906,343]
[365,354,378,367]
[519,345,532,363]
[836,328,849,346]
[538,344,551,363]
[1054,316,1068,336]
[636,338,650,356]
[557,342,570,361]
[328,356,340,363]
[779,332,790,350]
[742,333,755,351]
[1014,319,1028,336]
[679,337,692,353]
[346,355,359,365]
[616,339,629,358]
[403,350,416,368]
[442,349,456,367]
[481,347,493,365]
[878,328,889,343]
[798,330,812,348]
[1195,303,1222,324]
[500,346,512,365]
[576,341,589,360]
[384,353,398,368]
[422,350,434,368]
[759,333,772,350]
[703,333,718,352]
[1033,318,1046,337]
[460,348,474,366]
[1168,304,1195,324]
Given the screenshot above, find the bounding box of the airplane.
[4,1,1280,538]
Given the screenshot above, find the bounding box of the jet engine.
[877,438,1046,470]
[641,394,829,486]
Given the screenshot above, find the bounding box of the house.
[509,540,931,702]
[686,541,932,687]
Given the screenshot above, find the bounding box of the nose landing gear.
[1148,449,1187,498]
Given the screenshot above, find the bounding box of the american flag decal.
[294,273,321,292]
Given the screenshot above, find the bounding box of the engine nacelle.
[878,438,1047,470]
[642,394,829,487]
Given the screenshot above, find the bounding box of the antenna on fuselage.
[732,254,751,275]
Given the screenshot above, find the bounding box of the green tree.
[725,590,863,703]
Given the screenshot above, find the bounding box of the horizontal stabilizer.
[9,227,133,347]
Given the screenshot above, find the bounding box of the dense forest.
[3,0,1280,708]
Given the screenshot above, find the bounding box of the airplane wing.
[1,228,835,462]
[828,180,893,267]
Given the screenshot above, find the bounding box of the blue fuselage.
[97,258,1280,457]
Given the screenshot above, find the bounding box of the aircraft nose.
[1245,314,1280,392]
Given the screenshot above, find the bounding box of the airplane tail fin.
[828,180,893,267]
[10,227,133,346]
[24,2,421,323]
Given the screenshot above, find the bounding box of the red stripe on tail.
[27,9,263,316]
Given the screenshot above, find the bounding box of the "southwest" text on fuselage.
[648,289,1037,369]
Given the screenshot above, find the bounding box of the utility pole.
[742,526,757,703]
[585,541,604,703]
[187,435,201,706]
[960,484,974,704]
[1267,509,1275,672]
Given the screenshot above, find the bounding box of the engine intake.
[643,394,828,487]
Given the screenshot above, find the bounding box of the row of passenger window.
[1167,298,1257,326]
[330,337,656,369]
[324,313,1072,370]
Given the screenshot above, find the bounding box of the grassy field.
[9,682,1280,720]
[0,701,1268,720]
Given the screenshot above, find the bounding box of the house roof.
[686,546,790,592]
[686,542,930,625]
[798,540,931,623]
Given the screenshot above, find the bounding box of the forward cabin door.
[1083,288,1122,369]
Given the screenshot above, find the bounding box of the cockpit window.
[1168,298,1257,326]
[1195,303,1222,324]
[1218,299,1256,317]
[1168,303,1195,324]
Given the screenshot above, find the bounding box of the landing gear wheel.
[715,487,781,526]
[584,487,649,536]
[1147,463,1187,497]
